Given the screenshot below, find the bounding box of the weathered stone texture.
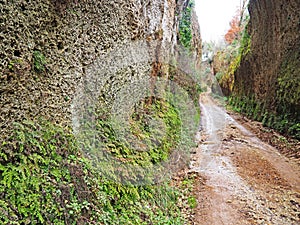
[0,0,201,136]
[233,0,300,120]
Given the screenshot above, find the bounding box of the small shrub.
[33,50,46,73]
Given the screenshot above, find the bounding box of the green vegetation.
[179,1,194,50]
[217,26,251,94]
[33,50,46,73]
[8,60,19,72]
[0,120,196,224]
[0,52,201,224]
[219,9,299,139]
[87,78,199,183]
[97,97,181,166]
[187,196,197,209]
[229,96,300,139]
[277,51,300,127]
[180,173,198,210]
[230,28,251,73]
[225,32,299,140]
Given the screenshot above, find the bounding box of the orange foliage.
[225,12,242,44]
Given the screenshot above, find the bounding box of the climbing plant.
[179,0,194,50]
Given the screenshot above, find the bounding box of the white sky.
[195,0,242,42]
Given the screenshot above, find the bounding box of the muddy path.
[190,93,300,225]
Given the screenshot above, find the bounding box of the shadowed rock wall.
[232,0,300,135]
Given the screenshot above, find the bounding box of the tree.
[225,0,249,44]
[224,12,242,44]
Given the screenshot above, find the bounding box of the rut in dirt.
[190,93,300,225]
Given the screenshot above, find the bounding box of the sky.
[194,0,242,42]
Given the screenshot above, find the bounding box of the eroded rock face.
[0,0,201,136]
[233,0,300,125]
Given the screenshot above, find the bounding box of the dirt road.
[190,93,300,225]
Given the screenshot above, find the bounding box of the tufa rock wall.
[0,0,201,137]
[232,0,300,135]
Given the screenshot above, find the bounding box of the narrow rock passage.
[191,93,300,225]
